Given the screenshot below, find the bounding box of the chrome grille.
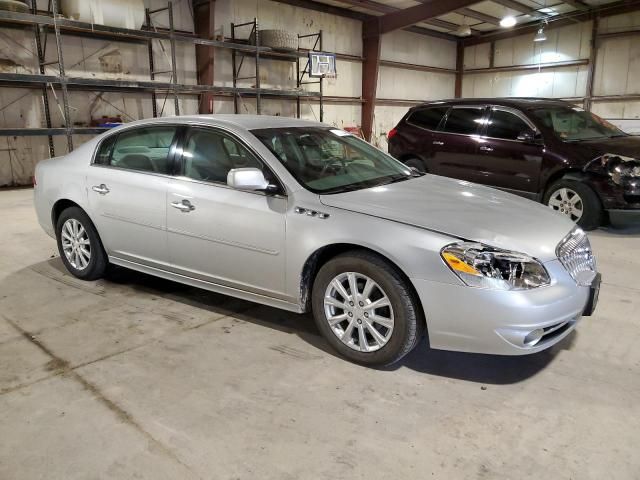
[556,228,596,286]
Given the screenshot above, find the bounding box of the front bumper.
[411,260,591,355]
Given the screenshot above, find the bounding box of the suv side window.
[407,107,448,130]
[486,109,532,141]
[107,126,178,174]
[180,128,265,184]
[441,107,485,135]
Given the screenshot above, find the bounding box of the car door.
[398,105,449,170]
[430,105,487,182]
[166,126,288,298]
[86,125,181,267]
[477,107,544,195]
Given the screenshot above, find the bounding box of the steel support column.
[455,41,464,98]
[193,0,216,113]
[362,34,381,142]
[583,18,599,111]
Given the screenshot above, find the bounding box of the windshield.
[251,127,414,194]
[531,106,627,142]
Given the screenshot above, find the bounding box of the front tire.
[56,206,108,280]
[312,251,424,366]
[543,179,603,230]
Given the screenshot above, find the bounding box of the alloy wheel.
[61,218,91,270]
[547,187,583,222]
[323,272,394,352]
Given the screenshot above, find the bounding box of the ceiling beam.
[561,0,590,10]
[272,0,457,40]
[363,0,484,37]
[456,7,501,26]
[462,0,640,46]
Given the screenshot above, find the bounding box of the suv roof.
[413,97,574,111]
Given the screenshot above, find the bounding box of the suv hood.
[320,175,574,262]
[562,135,640,165]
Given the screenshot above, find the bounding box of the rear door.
[86,125,181,268]
[430,105,487,182]
[166,126,288,298]
[477,107,544,194]
[396,106,449,170]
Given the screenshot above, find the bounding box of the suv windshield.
[252,127,414,194]
[531,106,627,142]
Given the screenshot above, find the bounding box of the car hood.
[562,135,640,164]
[319,175,574,262]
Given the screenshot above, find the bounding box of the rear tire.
[404,157,427,173]
[312,251,424,367]
[55,207,108,281]
[543,179,603,231]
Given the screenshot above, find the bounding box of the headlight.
[441,242,550,290]
[586,154,640,185]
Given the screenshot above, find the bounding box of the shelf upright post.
[296,40,301,119]
[254,18,261,115]
[51,0,73,152]
[145,8,158,118]
[167,2,179,115]
[319,30,324,122]
[31,0,55,157]
[231,22,238,114]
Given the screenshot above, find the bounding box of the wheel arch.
[51,198,83,229]
[299,243,425,326]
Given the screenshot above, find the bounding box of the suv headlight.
[585,154,640,185]
[441,242,550,290]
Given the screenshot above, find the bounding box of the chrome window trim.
[170,174,287,199]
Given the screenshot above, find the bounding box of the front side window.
[486,109,532,141]
[179,128,264,184]
[531,106,626,142]
[407,106,448,130]
[252,127,413,194]
[104,126,178,174]
[441,107,485,135]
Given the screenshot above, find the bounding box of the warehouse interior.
[1,0,640,478]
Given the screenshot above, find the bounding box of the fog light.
[524,328,544,347]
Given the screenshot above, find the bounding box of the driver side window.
[179,128,263,184]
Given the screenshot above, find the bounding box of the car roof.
[413,97,575,110]
[116,114,327,131]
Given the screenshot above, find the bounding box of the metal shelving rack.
[0,1,319,156]
[231,19,325,121]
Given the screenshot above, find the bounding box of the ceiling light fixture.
[534,27,547,42]
[456,17,472,37]
[500,16,517,28]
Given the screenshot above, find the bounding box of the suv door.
[166,126,288,298]
[478,107,544,195]
[397,106,449,171]
[87,125,181,267]
[431,105,487,182]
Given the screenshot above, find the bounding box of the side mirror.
[517,130,543,144]
[227,168,278,193]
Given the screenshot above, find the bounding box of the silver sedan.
[34,115,600,366]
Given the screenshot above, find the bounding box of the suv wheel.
[543,179,602,230]
[56,207,108,280]
[312,251,424,366]
[404,157,427,173]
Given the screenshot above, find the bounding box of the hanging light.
[456,17,472,37]
[500,16,517,28]
[534,27,547,42]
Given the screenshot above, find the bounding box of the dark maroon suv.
[388,98,640,230]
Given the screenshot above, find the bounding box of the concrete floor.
[0,188,639,480]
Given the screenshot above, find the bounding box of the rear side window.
[94,135,117,165]
[105,126,178,174]
[407,107,448,130]
[486,110,531,140]
[442,107,484,135]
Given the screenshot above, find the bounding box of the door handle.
[171,199,195,212]
[92,184,110,195]
[432,141,444,146]
[479,146,494,152]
